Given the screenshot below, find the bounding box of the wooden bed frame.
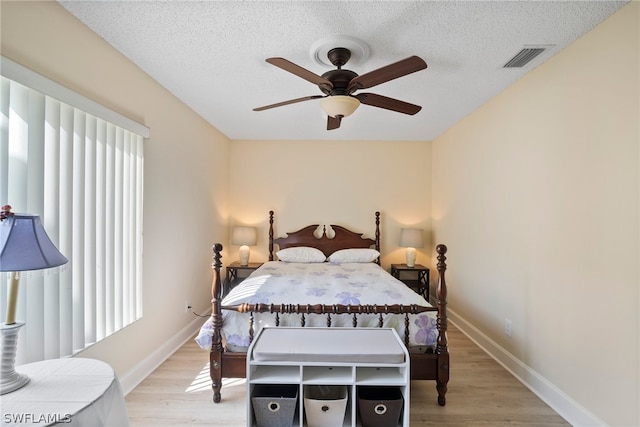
[209,211,449,406]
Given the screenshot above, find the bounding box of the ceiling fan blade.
[355,93,422,115]
[253,95,325,111]
[266,58,333,90]
[327,115,341,130]
[348,56,427,91]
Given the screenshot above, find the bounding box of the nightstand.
[224,261,263,296]
[390,264,430,301]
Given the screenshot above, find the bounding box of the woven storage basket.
[304,385,348,427]
[357,386,403,427]
[252,384,298,427]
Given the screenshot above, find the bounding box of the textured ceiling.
[59,1,628,141]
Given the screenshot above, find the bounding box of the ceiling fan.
[253,47,427,130]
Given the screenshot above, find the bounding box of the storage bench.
[246,327,410,427]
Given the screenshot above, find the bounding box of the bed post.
[210,243,224,403]
[268,210,274,261]
[435,244,449,406]
[374,212,380,262]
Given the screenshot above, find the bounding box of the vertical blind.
[0,59,146,364]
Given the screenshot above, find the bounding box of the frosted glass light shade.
[321,95,360,118]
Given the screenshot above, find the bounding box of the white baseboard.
[119,313,210,396]
[447,308,605,427]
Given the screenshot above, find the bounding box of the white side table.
[1,358,129,427]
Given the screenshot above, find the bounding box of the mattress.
[195,261,438,352]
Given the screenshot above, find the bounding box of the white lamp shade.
[321,95,360,118]
[399,228,423,249]
[231,226,257,246]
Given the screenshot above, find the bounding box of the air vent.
[503,47,546,68]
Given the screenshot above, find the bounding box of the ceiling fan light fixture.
[321,95,360,118]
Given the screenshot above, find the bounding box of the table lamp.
[0,205,68,394]
[399,228,423,268]
[231,226,257,266]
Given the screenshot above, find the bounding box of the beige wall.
[229,139,432,270]
[432,3,639,426]
[1,1,230,382]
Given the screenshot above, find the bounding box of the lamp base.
[1,322,29,394]
[239,245,250,266]
[405,247,417,268]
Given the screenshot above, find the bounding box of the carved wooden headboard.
[267,211,380,261]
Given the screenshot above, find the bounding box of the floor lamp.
[0,205,68,394]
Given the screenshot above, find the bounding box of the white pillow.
[276,246,326,263]
[327,248,380,263]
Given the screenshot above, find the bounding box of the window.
[0,56,148,363]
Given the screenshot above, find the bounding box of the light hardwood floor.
[125,324,570,426]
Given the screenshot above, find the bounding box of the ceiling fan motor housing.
[320,47,358,96]
[327,47,351,67]
[320,69,358,95]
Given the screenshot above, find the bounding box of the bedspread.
[196,261,438,352]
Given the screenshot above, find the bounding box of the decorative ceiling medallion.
[310,35,370,68]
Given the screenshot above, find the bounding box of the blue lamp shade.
[0,214,68,272]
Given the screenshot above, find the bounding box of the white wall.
[431,3,639,426]
[229,139,433,271]
[1,1,231,389]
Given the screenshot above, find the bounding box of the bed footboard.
[208,216,449,406]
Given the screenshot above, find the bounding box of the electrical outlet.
[185,300,191,313]
[505,318,512,337]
